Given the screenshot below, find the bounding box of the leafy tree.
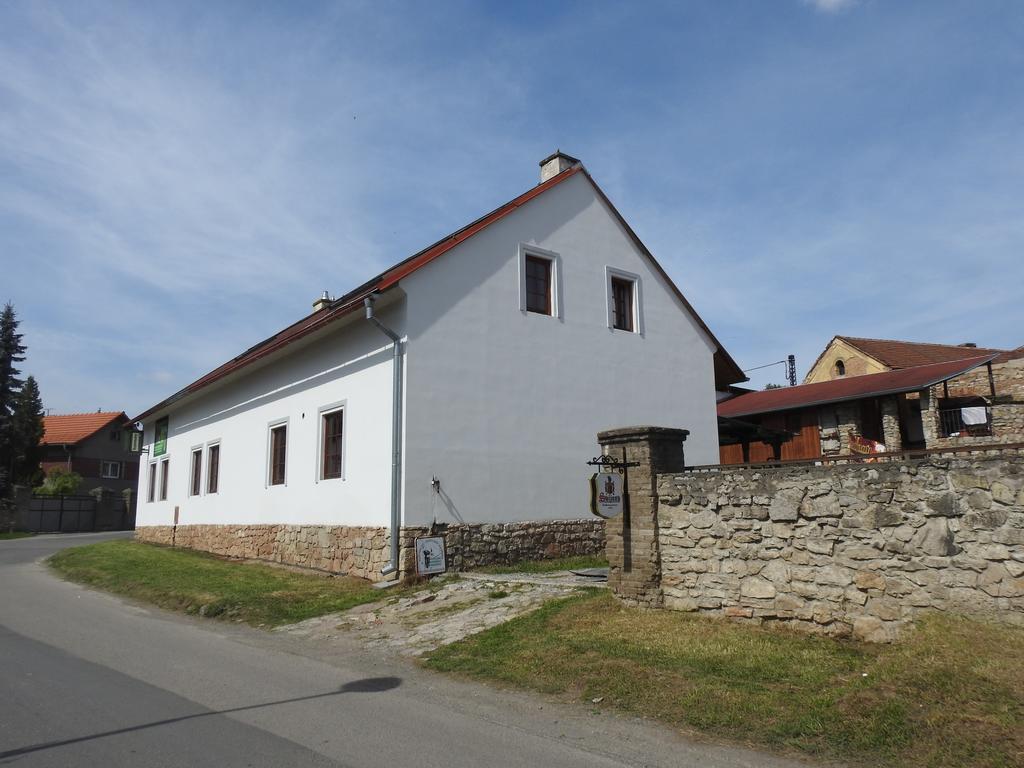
[0,302,27,495]
[11,376,44,485]
[36,467,82,496]
[763,383,783,390]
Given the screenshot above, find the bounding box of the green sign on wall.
[154,417,169,457]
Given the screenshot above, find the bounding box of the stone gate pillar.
[596,426,689,608]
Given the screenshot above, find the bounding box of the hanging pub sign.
[589,470,624,519]
[153,416,169,457]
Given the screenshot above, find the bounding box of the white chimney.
[312,291,332,312]
[539,150,580,183]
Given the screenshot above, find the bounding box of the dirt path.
[280,571,604,656]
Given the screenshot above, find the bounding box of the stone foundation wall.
[135,519,605,582]
[655,450,1024,641]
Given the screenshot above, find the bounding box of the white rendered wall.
[401,172,721,527]
[135,305,402,529]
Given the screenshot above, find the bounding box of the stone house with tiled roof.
[718,338,1024,465]
[804,336,1024,450]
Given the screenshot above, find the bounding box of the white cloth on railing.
[961,406,988,425]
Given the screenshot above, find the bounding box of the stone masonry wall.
[135,519,604,582]
[654,450,1024,641]
[817,402,861,457]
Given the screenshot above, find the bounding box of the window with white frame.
[319,406,344,480]
[605,268,642,334]
[189,448,202,496]
[100,461,121,479]
[158,458,170,501]
[206,443,220,494]
[268,423,287,486]
[518,244,561,318]
[147,463,157,503]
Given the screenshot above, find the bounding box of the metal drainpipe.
[364,295,403,576]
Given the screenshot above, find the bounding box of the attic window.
[605,267,643,334]
[835,360,846,377]
[525,256,552,315]
[518,244,561,318]
[611,277,635,332]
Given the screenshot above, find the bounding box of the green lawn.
[472,554,607,574]
[49,540,391,626]
[0,531,33,540]
[425,591,1024,768]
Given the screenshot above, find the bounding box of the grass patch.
[424,591,1024,768]
[473,554,608,574]
[50,540,393,627]
[488,590,510,599]
[0,531,33,540]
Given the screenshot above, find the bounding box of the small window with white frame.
[319,405,345,481]
[206,442,220,494]
[605,267,642,334]
[189,448,202,496]
[267,421,288,486]
[100,460,121,479]
[147,462,157,503]
[158,458,170,501]
[518,244,561,318]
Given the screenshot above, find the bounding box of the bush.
[35,467,83,496]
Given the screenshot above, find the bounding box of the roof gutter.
[364,294,404,577]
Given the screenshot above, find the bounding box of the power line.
[743,360,785,373]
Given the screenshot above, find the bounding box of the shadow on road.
[0,676,402,761]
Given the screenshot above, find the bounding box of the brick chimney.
[312,291,332,312]
[539,150,580,183]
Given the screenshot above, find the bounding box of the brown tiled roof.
[42,412,128,445]
[994,346,1024,364]
[135,161,745,421]
[838,336,1007,369]
[718,356,997,419]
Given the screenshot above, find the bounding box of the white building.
[134,152,745,580]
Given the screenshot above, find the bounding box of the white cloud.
[802,0,858,12]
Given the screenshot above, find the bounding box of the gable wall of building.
[400,172,720,526]
[804,338,889,384]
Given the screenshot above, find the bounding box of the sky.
[1,0,1022,416]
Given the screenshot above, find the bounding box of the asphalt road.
[0,533,807,768]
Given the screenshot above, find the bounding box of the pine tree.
[0,302,27,494]
[11,375,44,485]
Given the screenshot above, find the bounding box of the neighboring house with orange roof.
[41,411,140,495]
[718,337,1024,465]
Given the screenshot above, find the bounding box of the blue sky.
[1,0,1022,416]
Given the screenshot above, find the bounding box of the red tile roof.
[42,412,128,445]
[995,346,1024,364]
[135,160,745,421]
[837,336,1007,369]
[718,355,997,419]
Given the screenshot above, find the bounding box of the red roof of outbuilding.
[135,160,745,421]
[835,336,1006,369]
[42,412,128,445]
[718,355,997,419]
